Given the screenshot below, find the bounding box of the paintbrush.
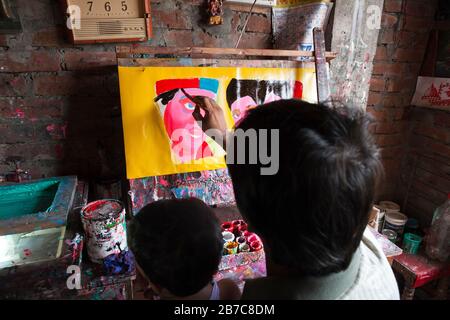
[181,88,201,107]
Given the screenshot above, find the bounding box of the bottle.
[425,194,450,262]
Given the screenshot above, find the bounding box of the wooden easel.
[117,28,337,216]
[116,28,336,103]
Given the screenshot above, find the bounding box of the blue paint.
[200,78,219,94]
[0,180,60,220]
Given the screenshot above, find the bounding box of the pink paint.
[46,123,67,139]
[15,108,25,119]
[230,96,257,122]
[162,88,215,163]
[23,249,32,257]
[250,240,262,252]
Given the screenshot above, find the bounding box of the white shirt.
[242,227,400,300]
[337,227,400,300]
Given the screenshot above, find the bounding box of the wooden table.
[0,180,136,300]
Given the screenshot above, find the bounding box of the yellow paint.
[118,66,317,178]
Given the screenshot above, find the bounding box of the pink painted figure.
[159,88,216,163]
[231,93,282,124]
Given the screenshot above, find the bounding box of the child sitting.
[128,198,241,300]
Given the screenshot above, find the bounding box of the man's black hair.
[128,198,223,297]
[227,99,381,276]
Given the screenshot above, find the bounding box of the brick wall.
[0,0,272,180]
[399,108,450,226]
[366,0,439,205]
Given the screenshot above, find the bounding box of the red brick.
[370,76,386,91]
[380,146,403,158]
[410,180,447,206]
[367,106,388,122]
[237,33,271,49]
[372,62,404,76]
[0,121,34,143]
[386,78,401,92]
[379,29,395,44]
[32,27,67,47]
[376,122,401,134]
[374,46,388,61]
[165,29,194,47]
[17,0,53,20]
[375,134,403,147]
[382,93,406,107]
[4,142,64,161]
[434,111,450,128]
[396,31,428,49]
[64,51,117,70]
[414,125,450,143]
[33,74,109,97]
[367,92,382,106]
[402,16,434,32]
[414,166,450,192]
[384,0,403,12]
[405,1,436,17]
[0,74,30,96]
[381,13,398,28]
[152,9,193,30]
[393,48,424,62]
[246,14,271,34]
[394,108,406,120]
[0,51,60,72]
[0,97,64,120]
[0,35,9,46]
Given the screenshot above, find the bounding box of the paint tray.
[0,176,77,269]
[0,227,66,269]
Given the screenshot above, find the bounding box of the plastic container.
[384,211,408,242]
[402,233,422,254]
[382,229,397,243]
[379,201,400,213]
[404,218,420,235]
[222,231,235,243]
[224,241,238,255]
[425,194,450,262]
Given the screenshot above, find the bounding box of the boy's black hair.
[227,99,381,276]
[127,198,223,297]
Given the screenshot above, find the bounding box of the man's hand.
[191,96,229,146]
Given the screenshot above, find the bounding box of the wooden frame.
[116,28,336,103]
[60,0,152,44]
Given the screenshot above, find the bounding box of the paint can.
[81,199,128,264]
[402,233,422,254]
[383,211,408,243]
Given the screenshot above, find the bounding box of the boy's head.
[128,198,222,297]
[227,99,381,276]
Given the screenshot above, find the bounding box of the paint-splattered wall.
[0,0,272,180]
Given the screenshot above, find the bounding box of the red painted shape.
[156,79,199,95]
[293,81,303,99]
